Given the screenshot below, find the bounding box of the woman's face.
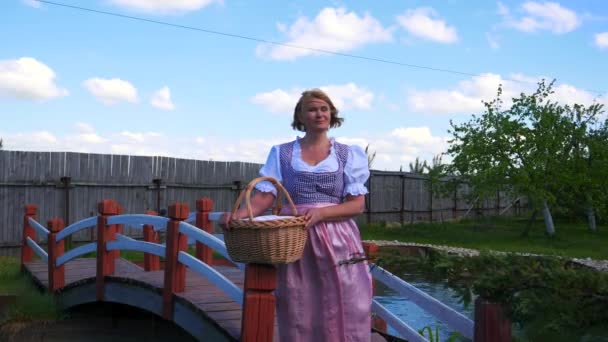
[299,97,331,133]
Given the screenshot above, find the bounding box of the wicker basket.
[223,176,308,264]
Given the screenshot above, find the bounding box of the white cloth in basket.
[241,215,296,221]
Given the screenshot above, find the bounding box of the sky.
[1,0,607,171]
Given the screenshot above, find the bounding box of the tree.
[364,144,377,169]
[556,103,607,231]
[447,80,591,236]
[409,157,428,174]
[0,138,3,150]
[425,155,447,222]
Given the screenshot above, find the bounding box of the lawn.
[360,216,608,260]
[0,257,60,324]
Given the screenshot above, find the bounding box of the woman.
[223,88,372,341]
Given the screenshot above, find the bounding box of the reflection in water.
[374,273,474,342]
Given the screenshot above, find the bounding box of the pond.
[374,273,474,342]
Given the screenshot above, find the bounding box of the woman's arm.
[220,191,276,228]
[302,195,365,229]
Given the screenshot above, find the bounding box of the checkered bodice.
[279,140,349,205]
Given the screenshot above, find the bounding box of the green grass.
[0,257,61,324]
[360,216,608,260]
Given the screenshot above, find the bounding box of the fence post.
[162,203,189,320]
[143,210,160,271]
[453,184,458,220]
[97,200,119,301]
[21,204,38,269]
[60,176,72,250]
[363,242,387,333]
[241,264,277,342]
[474,298,511,342]
[366,172,373,224]
[47,218,65,292]
[195,198,214,265]
[400,174,405,225]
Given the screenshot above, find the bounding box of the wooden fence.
[0,150,524,254]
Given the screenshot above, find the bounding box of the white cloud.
[396,7,458,43]
[108,0,221,14]
[1,123,449,171]
[251,89,299,114]
[120,131,145,142]
[150,86,175,110]
[505,2,580,34]
[0,57,68,100]
[23,0,41,8]
[497,2,510,16]
[256,7,392,60]
[74,122,106,144]
[320,84,374,110]
[83,77,138,105]
[595,32,608,49]
[486,32,500,49]
[337,127,450,170]
[252,83,375,114]
[408,73,608,115]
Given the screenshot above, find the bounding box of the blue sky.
[1,0,607,170]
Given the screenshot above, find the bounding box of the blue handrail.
[56,217,97,241]
[107,214,169,229]
[28,217,50,238]
[178,251,243,305]
[26,237,48,263]
[372,300,428,342]
[370,264,474,340]
[56,242,97,267]
[178,221,245,271]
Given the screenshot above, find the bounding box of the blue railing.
[25,218,49,262]
[370,264,475,341]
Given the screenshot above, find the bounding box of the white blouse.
[255,137,370,197]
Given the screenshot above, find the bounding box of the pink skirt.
[276,203,372,342]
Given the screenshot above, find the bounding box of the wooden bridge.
[19,198,510,342]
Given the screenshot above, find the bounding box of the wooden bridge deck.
[23,258,276,341]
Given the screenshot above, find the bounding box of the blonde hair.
[291,89,344,132]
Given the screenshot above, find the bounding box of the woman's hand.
[219,212,233,230]
[302,207,325,229]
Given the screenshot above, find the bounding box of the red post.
[195,198,214,265]
[241,264,277,342]
[97,200,119,301]
[47,218,65,292]
[362,242,387,333]
[113,205,124,263]
[143,210,160,271]
[162,203,189,320]
[21,204,38,269]
[474,298,511,342]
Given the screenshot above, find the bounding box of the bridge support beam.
[163,203,189,320]
[363,242,388,334]
[195,198,214,265]
[241,263,277,342]
[48,218,65,291]
[97,200,119,301]
[21,204,38,270]
[474,298,511,342]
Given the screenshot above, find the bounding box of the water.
[374,273,474,342]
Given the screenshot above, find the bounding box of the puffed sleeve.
[344,145,370,196]
[254,145,281,196]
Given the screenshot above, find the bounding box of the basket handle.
[231,176,299,222]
